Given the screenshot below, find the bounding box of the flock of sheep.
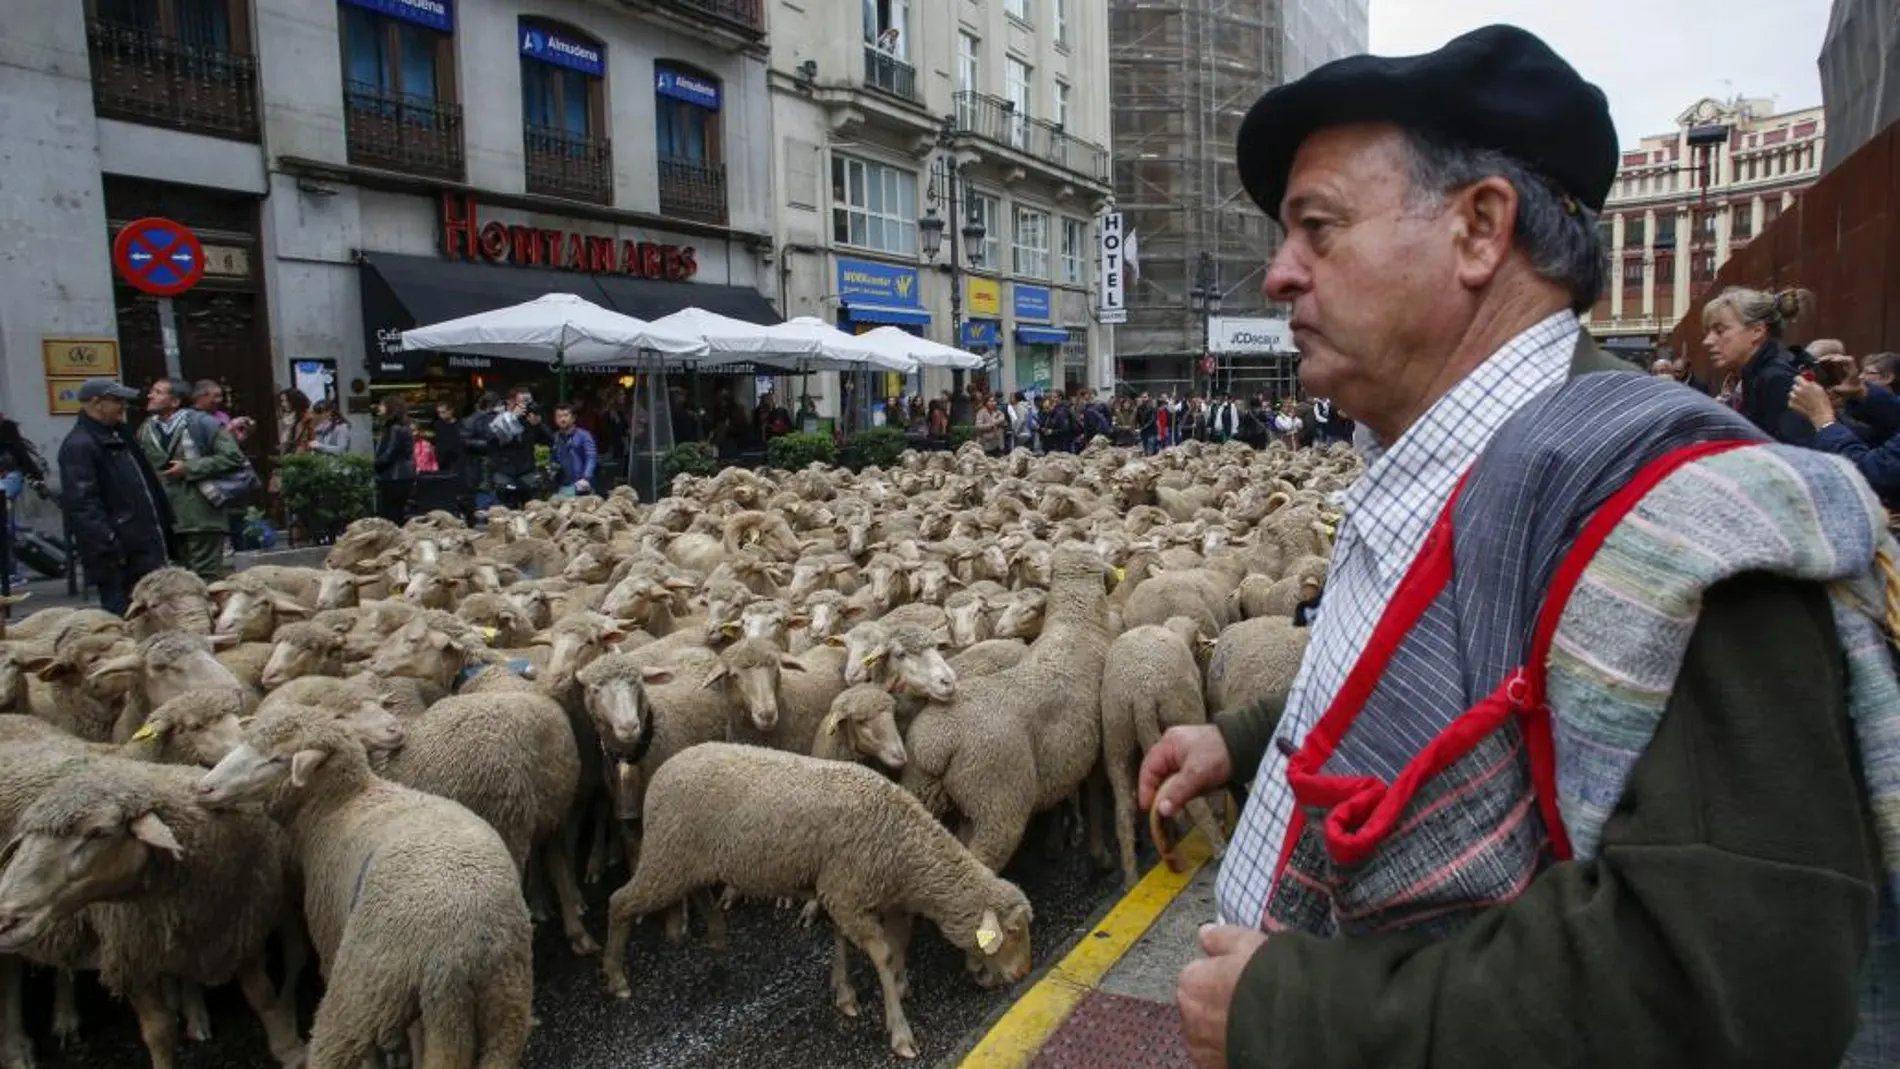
[0,434,1359,1069]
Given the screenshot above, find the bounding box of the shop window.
[1013,207,1050,279]
[831,155,917,255]
[341,1,451,104]
[519,18,605,139]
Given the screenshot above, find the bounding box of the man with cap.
[1139,24,1898,1069]
[56,378,173,616]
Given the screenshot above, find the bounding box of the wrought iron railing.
[952,91,1109,183]
[86,18,259,141]
[675,0,765,33]
[344,83,465,182]
[524,126,615,205]
[658,156,729,225]
[863,46,918,102]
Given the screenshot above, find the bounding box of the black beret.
[1236,24,1618,222]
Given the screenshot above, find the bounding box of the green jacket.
[1214,573,1878,1068]
[136,410,245,534]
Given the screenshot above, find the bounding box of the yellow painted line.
[958,830,1215,1069]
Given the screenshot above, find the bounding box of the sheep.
[20,610,135,741]
[456,590,538,648]
[812,684,909,770]
[232,564,360,612]
[1121,565,1239,636]
[721,510,803,560]
[947,639,1029,680]
[837,623,958,702]
[259,619,351,689]
[601,743,1034,1060]
[482,535,567,579]
[255,676,412,752]
[214,639,279,693]
[0,756,304,1069]
[901,544,1112,874]
[85,631,248,743]
[942,589,1007,650]
[1100,616,1226,888]
[208,571,314,642]
[124,567,215,638]
[3,606,74,644]
[991,588,1047,641]
[115,688,251,768]
[323,516,405,572]
[196,704,533,1069]
[1204,616,1311,715]
[707,639,853,754]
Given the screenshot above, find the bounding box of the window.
[1054,0,1068,45]
[1654,253,1674,286]
[1005,0,1028,22]
[1731,202,1753,239]
[1006,57,1032,147]
[342,5,444,102]
[1764,197,1783,226]
[519,20,604,138]
[1013,206,1050,279]
[831,155,917,255]
[1622,260,1644,290]
[1060,217,1086,285]
[1691,252,1716,284]
[655,64,719,163]
[1054,81,1070,131]
[958,33,978,93]
[96,0,235,47]
[1653,212,1675,248]
[862,0,909,60]
[971,193,1001,268]
[1693,210,1717,242]
[1623,217,1645,248]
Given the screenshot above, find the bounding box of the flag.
[1125,230,1141,281]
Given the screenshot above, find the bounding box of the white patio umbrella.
[645,307,820,366]
[859,326,987,370]
[399,292,708,364]
[768,317,918,373]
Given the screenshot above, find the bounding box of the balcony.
[86,18,259,141]
[953,92,1110,184]
[344,83,465,182]
[658,156,728,225]
[672,0,765,34]
[863,46,918,103]
[524,126,614,206]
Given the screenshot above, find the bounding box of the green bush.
[847,427,909,471]
[277,453,375,544]
[949,424,978,448]
[661,443,720,482]
[766,432,837,471]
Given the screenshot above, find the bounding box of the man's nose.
[1263,247,1309,303]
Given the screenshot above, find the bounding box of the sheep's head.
[836,622,889,686]
[197,705,365,808]
[401,568,463,609]
[260,621,347,690]
[908,561,962,606]
[737,600,792,645]
[207,578,312,642]
[963,890,1035,988]
[365,614,487,689]
[533,613,633,694]
[88,633,241,710]
[863,558,908,611]
[942,591,1002,650]
[992,590,1047,640]
[259,678,407,753]
[701,581,758,642]
[799,593,864,644]
[124,568,214,638]
[455,595,535,649]
[701,639,802,733]
[819,685,907,771]
[312,571,360,611]
[878,626,957,702]
[0,763,186,953]
[563,544,620,584]
[577,656,673,816]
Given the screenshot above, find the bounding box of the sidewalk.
[0,545,334,619]
[956,834,1219,1069]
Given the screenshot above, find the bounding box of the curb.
[957,831,1216,1069]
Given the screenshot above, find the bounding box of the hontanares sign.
[439,193,700,281]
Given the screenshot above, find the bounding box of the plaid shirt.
[1215,311,1583,927]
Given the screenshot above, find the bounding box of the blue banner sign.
[520,24,605,77]
[836,257,922,307]
[961,320,1000,349]
[657,68,721,110]
[343,0,453,32]
[1012,283,1051,322]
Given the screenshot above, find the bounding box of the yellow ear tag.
[1110,567,1127,584]
[479,627,500,641]
[130,723,159,743]
[976,927,999,951]
[861,654,880,667]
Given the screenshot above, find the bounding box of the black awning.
[358,252,782,378]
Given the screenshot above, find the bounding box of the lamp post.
[919,115,986,427]
[1188,251,1221,398]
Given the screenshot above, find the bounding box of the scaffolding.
[1108,0,1365,395]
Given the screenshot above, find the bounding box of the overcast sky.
[1369,1,1835,145]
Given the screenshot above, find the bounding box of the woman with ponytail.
[1700,285,1817,443]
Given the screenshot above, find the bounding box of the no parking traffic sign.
[112,217,205,298]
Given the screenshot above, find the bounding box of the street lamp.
[1188,251,1221,397]
[920,115,986,426]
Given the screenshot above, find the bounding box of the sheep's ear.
[25,655,66,681]
[87,654,141,683]
[528,631,553,647]
[698,663,727,690]
[786,613,810,630]
[209,632,243,650]
[268,591,314,617]
[640,667,675,686]
[129,811,184,859]
[289,748,328,788]
[427,630,452,650]
[841,604,867,620]
[205,581,234,596]
[778,655,807,673]
[975,908,1003,955]
[123,600,148,621]
[820,710,842,736]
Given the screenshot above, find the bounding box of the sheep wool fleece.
[1242,369,1900,1066]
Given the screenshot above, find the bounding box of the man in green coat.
[137,376,244,581]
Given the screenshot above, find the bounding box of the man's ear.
[1452,174,1519,292]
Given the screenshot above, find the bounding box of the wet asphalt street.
[15,830,1124,1069]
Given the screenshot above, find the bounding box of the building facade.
[1107,0,1365,398]
[1587,97,1826,357]
[0,0,778,486]
[767,0,1114,421]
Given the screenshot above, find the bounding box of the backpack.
[413,437,439,473]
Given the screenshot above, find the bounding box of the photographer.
[484,387,552,505]
[1791,372,1900,510]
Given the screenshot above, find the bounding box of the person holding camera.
[1790,364,1900,511]
[484,387,552,505]
[1700,285,1817,444]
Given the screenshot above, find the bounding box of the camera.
[1813,360,1850,389]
